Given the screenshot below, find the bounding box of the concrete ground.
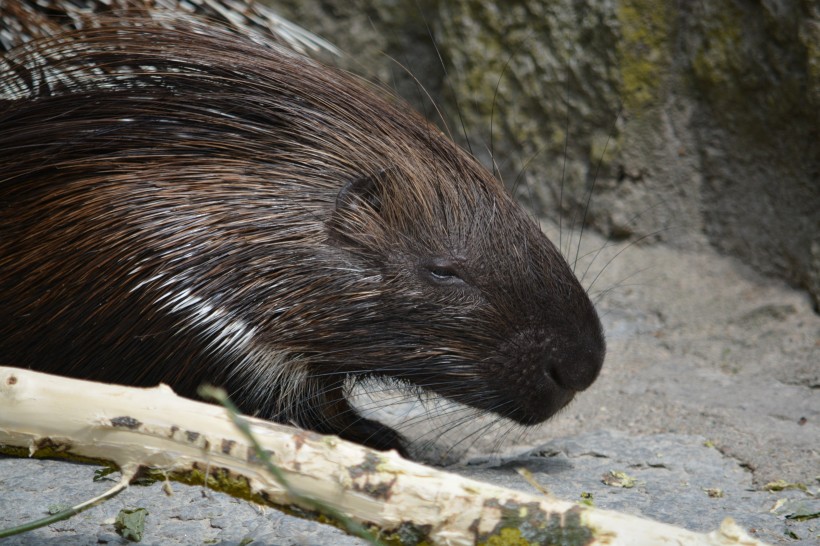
[1,226,817,544]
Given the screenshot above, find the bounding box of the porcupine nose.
[549,309,606,392]
[480,289,606,427]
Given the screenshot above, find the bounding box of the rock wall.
[270,0,819,308]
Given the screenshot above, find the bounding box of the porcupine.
[0,0,605,455]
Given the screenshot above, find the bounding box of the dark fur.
[0,14,604,454]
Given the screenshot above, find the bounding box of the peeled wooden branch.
[0,366,767,545]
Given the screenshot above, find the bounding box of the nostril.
[553,350,604,391]
[549,329,606,392]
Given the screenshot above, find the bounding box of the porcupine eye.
[423,258,466,286]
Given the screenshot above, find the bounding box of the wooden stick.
[0,366,767,545]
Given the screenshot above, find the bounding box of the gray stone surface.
[0,458,368,545]
[461,431,816,546]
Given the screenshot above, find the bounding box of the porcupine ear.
[329,167,397,248]
[335,168,391,215]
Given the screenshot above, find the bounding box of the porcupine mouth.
[345,376,501,458]
[494,376,577,426]
[344,374,574,460]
